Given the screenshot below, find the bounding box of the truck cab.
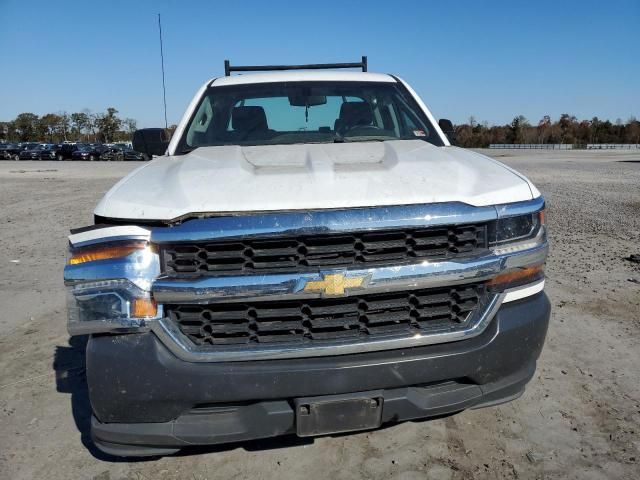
[64,59,549,457]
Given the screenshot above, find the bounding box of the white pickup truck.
[64,59,549,457]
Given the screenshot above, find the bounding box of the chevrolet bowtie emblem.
[303,273,369,296]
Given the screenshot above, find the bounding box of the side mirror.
[132,128,170,156]
[438,119,456,144]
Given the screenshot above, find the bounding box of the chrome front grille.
[160,224,488,276]
[167,283,485,347]
[141,199,547,361]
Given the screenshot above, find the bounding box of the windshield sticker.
[413,130,426,137]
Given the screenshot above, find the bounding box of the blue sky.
[0,0,638,127]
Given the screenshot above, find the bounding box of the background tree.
[84,109,98,142]
[95,107,122,143]
[590,117,601,144]
[537,115,551,144]
[58,112,71,141]
[39,113,63,142]
[13,113,40,141]
[508,116,529,144]
[558,114,578,144]
[626,117,640,144]
[123,118,137,136]
[71,112,90,140]
[0,121,16,142]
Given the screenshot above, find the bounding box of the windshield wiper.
[342,136,393,142]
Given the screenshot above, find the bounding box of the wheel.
[13,154,19,161]
[56,153,64,161]
[89,154,96,161]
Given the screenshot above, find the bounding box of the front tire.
[13,154,19,161]
[89,154,96,162]
[56,154,64,161]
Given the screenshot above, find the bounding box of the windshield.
[177,81,443,153]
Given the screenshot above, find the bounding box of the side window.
[186,97,214,145]
[378,103,400,136]
[399,107,429,138]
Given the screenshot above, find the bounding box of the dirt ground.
[1,149,639,480]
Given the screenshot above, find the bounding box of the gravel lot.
[1,150,639,479]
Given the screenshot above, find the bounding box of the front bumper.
[88,291,550,456]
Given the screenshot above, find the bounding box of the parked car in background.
[48,142,85,160]
[0,143,22,160]
[19,143,46,160]
[101,145,148,161]
[18,142,40,153]
[71,144,106,161]
[38,144,63,160]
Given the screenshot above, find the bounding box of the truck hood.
[95,140,538,221]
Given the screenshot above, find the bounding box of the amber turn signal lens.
[488,265,544,290]
[132,298,158,318]
[538,210,546,226]
[68,242,146,265]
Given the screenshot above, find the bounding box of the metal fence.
[489,144,573,150]
[489,143,640,150]
[586,144,640,150]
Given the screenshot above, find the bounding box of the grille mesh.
[168,283,485,347]
[161,224,487,276]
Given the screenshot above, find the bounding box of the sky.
[0,0,638,128]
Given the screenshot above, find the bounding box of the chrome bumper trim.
[149,292,506,362]
[150,201,500,243]
[152,242,548,304]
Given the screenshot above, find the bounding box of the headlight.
[67,279,160,335]
[487,207,547,292]
[68,240,147,265]
[489,209,545,254]
[64,231,159,336]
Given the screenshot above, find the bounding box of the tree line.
[3,110,639,148]
[454,114,640,148]
[0,108,138,144]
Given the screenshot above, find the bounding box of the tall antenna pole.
[158,13,168,129]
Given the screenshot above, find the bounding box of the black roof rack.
[224,56,368,76]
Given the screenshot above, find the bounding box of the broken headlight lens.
[64,235,161,336]
[489,209,546,253]
[66,279,160,336]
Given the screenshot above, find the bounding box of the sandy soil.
[0,150,639,479]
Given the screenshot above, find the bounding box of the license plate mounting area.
[295,391,383,437]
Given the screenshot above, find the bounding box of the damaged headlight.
[489,209,546,254]
[64,230,160,336]
[67,279,161,335]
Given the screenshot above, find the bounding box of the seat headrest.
[232,106,268,132]
[338,102,373,127]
